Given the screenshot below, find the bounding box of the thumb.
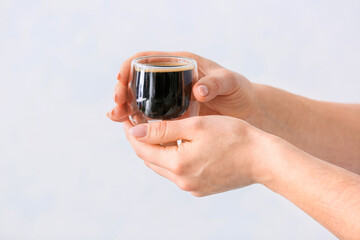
[193,70,238,102]
[128,118,197,144]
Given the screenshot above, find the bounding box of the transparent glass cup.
[129,56,199,125]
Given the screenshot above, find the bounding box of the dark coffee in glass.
[129,56,198,125]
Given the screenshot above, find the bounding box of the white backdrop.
[1,0,359,239]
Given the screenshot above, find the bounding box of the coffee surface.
[133,66,193,120]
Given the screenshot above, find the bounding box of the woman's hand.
[107,51,258,122]
[123,115,273,196]
[123,115,360,239]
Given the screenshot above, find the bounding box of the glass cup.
[129,56,199,125]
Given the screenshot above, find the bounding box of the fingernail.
[117,73,121,80]
[129,125,148,138]
[198,85,209,97]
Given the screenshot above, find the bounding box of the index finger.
[123,120,179,170]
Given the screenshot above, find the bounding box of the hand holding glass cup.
[128,56,199,126]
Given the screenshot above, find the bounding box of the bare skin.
[107,51,360,239]
[251,85,360,173]
[122,116,360,239]
[107,51,360,173]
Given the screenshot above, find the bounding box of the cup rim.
[131,55,197,71]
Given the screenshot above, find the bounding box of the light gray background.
[1,0,359,239]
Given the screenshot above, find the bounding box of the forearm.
[250,84,360,173]
[263,138,360,239]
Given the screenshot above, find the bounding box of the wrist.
[244,83,269,131]
[248,129,289,187]
[256,134,307,193]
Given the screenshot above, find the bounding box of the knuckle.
[171,153,192,175]
[172,153,195,176]
[213,69,235,92]
[172,161,185,175]
[191,191,206,198]
[192,117,205,131]
[244,123,251,136]
[237,120,251,136]
[208,75,221,92]
[177,179,194,192]
[219,68,233,79]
